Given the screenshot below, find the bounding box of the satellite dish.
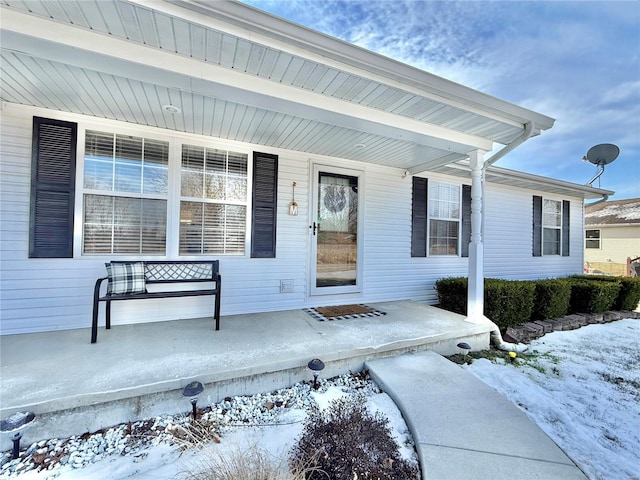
[583,143,619,186]
[584,143,620,166]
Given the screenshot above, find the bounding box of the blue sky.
[241,0,639,200]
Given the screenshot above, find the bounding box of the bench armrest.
[91,277,108,344]
[94,276,108,298]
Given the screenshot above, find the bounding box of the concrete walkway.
[366,351,588,480]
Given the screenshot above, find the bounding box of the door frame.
[309,163,365,297]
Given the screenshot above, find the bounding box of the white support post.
[466,150,486,323]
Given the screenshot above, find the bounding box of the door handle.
[310,222,319,235]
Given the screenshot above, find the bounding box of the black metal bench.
[91,260,221,343]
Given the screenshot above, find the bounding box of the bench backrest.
[144,261,219,283]
[109,260,219,284]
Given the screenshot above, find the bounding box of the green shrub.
[484,279,535,330]
[531,279,571,321]
[615,277,640,310]
[568,279,620,314]
[571,274,619,282]
[571,275,640,311]
[434,277,467,315]
[434,277,535,329]
[435,273,635,329]
[290,396,418,480]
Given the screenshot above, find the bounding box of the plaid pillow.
[105,262,146,295]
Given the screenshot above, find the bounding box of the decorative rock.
[503,327,524,343]
[603,311,621,322]
[0,371,401,478]
[524,323,544,339]
[582,313,600,324]
[532,320,553,334]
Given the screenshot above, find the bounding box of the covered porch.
[0,301,493,449]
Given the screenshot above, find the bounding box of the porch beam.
[408,153,469,175]
[466,149,487,323]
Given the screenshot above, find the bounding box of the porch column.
[467,149,486,323]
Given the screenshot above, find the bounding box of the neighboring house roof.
[0,0,609,199]
[585,198,640,226]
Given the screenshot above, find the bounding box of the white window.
[542,199,562,255]
[179,145,248,255]
[80,128,257,257]
[428,181,460,255]
[82,131,168,254]
[585,229,601,249]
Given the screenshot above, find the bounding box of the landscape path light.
[182,381,204,421]
[1,411,36,459]
[457,342,471,360]
[307,358,325,390]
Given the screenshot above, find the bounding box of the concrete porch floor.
[0,300,493,449]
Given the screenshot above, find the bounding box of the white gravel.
[0,372,401,479]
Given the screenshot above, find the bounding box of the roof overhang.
[1,0,554,175]
[432,161,614,200]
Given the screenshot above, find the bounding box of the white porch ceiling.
[1,0,554,173]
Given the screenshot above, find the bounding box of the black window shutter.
[562,200,570,256]
[532,195,542,257]
[411,177,427,257]
[251,152,278,258]
[461,184,472,258]
[29,117,77,258]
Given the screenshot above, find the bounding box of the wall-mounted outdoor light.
[307,358,325,390]
[1,411,36,459]
[182,381,204,421]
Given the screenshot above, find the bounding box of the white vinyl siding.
[0,104,588,335]
[484,185,583,279]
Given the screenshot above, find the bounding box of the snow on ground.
[4,319,638,480]
[4,377,416,480]
[466,318,640,480]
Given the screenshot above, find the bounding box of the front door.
[310,165,362,295]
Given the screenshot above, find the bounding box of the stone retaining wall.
[503,311,640,344]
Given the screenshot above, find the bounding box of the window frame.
[178,143,250,256]
[411,177,471,258]
[585,229,601,249]
[542,198,562,256]
[74,122,255,259]
[532,195,570,257]
[81,129,170,256]
[427,180,462,256]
